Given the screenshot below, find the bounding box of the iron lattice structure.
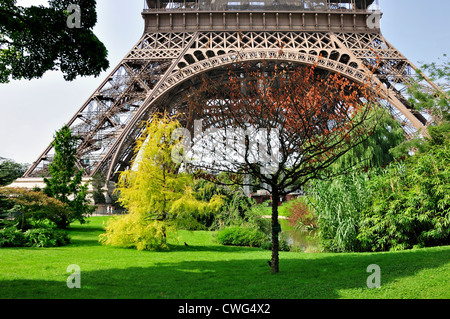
[23,0,436,190]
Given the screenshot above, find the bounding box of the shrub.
[0,226,26,247]
[0,187,72,229]
[193,179,255,230]
[287,199,317,231]
[309,144,450,252]
[358,148,450,251]
[23,228,70,247]
[99,213,176,251]
[260,235,291,252]
[217,226,267,247]
[307,171,371,252]
[0,225,70,247]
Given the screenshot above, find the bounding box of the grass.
[0,216,449,299]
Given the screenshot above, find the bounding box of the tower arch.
[19,1,439,195]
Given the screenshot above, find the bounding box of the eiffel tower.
[16,0,438,198]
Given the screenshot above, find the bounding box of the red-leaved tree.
[181,60,381,273]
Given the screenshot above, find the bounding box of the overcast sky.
[0,0,449,164]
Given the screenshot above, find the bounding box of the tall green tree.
[0,0,109,83]
[330,107,406,172]
[408,54,449,124]
[43,125,94,228]
[0,157,28,186]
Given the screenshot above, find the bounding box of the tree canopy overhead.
[0,0,109,83]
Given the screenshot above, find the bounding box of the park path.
[261,215,288,219]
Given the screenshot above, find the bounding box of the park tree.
[0,157,28,186]
[309,56,450,253]
[330,107,406,173]
[407,54,449,125]
[43,125,94,228]
[184,61,381,273]
[390,55,450,157]
[0,187,70,230]
[100,114,223,250]
[0,0,109,83]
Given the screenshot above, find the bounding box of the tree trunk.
[271,186,280,274]
[57,215,69,229]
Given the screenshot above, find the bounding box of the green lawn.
[0,216,449,299]
[256,199,296,217]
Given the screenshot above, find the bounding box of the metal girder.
[24,4,437,186]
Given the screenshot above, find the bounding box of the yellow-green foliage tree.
[100,114,223,250]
